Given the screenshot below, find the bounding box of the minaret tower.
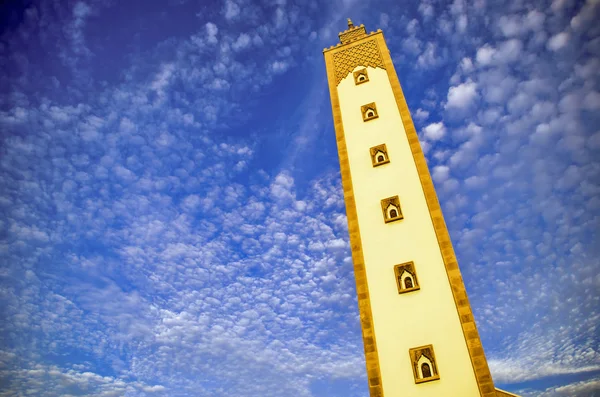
[323,21,497,397]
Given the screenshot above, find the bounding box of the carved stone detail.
[361,102,378,122]
[380,196,403,223]
[332,39,385,85]
[339,25,368,44]
[394,261,420,294]
[370,144,389,167]
[354,68,369,85]
[409,345,440,384]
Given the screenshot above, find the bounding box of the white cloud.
[420,139,431,154]
[406,18,419,35]
[551,0,572,12]
[534,377,600,396]
[414,108,430,122]
[151,63,175,98]
[270,60,289,74]
[423,122,446,140]
[67,2,93,57]
[588,131,600,149]
[402,36,422,54]
[274,7,287,28]
[445,81,478,110]
[456,15,468,33]
[498,14,523,37]
[570,0,600,31]
[464,175,486,189]
[223,0,240,20]
[496,39,523,63]
[476,44,496,66]
[270,172,295,200]
[379,13,390,29]
[460,57,474,73]
[418,1,434,18]
[432,165,450,183]
[417,42,440,68]
[583,90,600,110]
[547,32,570,51]
[525,10,545,32]
[113,165,136,182]
[206,22,219,44]
[498,11,545,38]
[182,194,201,212]
[232,33,251,51]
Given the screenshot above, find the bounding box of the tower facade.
[323,21,497,397]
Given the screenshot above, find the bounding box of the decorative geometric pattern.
[332,39,385,85]
[339,25,367,44]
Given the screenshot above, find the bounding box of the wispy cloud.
[0,0,598,396]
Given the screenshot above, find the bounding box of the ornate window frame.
[394,262,420,294]
[353,68,369,85]
[380,195,403,223]
[361,102,378,122]
[409,345,440,384]
[370,144,390,167]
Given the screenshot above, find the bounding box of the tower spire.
[347,18,354,29]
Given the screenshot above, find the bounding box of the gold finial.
[347,18,354,29]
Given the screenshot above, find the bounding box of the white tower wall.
[323,23,498,397]
[337,65,480,396]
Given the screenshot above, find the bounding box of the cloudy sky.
[0,0,599,396]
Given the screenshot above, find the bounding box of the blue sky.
[0,0,599,396]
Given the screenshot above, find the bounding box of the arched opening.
[367,110,374,118]
[359,74,366,81]
[377,154,385,163]
[404,277,413,289]
[390,209,398,218]
[421,363,431,378]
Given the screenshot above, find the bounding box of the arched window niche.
[353,68,369,85]
[380,195,403,223]
[394,262,420,294]
[409,345,440,384]
[421,363,431,378]
[361,102,379,122]
[370,144,390,167]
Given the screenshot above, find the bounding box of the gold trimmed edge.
[324,44,385,397]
